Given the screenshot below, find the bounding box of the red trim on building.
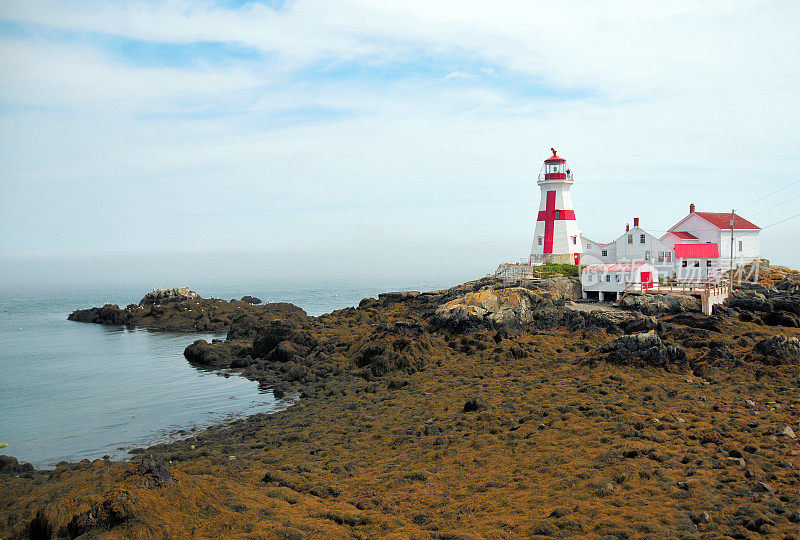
[674,243,719,259]
[584,262,648,271]
[669,231,698,240]
[537,209,576,221]
[543,172,567,180]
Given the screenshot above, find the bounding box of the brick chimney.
[633,217,640,227]
[689,203,695,213]
[626,223,630,232]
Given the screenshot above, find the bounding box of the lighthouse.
[530,148,583,265]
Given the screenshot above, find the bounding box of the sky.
[1,0,799,288]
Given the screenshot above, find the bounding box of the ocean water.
[0,278,457,468]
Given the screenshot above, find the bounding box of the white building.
[530,149,583,265]
[581,236,614,264]
[581,218,674,277]
[662,204,760,270]
[674,243,722,281]
[581,262,658,302]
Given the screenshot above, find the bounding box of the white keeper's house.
[582,217,674,277]
[661,204,761,270]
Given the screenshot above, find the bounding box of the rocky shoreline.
[2,269,800,538]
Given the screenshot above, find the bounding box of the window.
[605,275,610,282]
[645,251,651,260]
[587,274,592,282]
[658,251,664,263]
[640,234,646,244]
[538,237,542,246]
[572,235,577,245]
[601,250,608,257]
[706,260,712,267]
[615,274,620,282]
[587,243,592,249]
[738,240,743,252]
[694,261,700,268]
[627,234,633,244]
[682,261,688,268]
[554,210,560,219]
[666,252,672,262]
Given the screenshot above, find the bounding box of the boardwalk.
[622,279,730,315]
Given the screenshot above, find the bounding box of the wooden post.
[729,209,735,291]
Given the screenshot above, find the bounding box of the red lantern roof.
[544,147,566,163]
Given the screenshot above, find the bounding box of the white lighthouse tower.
[530,148,583,265]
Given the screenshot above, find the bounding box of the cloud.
[0,0,799,273]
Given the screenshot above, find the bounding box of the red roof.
[674,243,719,259]
[694,212,760,230]
[669,231,698,240]
[584,262,648,272]
[544,147,566,163]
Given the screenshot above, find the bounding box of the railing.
[623,279,729,296]
[537,171,574,183]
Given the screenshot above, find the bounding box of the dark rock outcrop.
[67,304,133,325]
[0,455,34,476]
[463,397,488,412]
[252,321,316,359]
[599,332,687,368]
[240,295,262,305]
[184,340,233,367]
[349,330,434,379]
[752,335,800,363]
[128,457,174,489]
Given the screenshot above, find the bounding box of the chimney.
[626,223,630,232]
[689,203,695,213]
[633,217,640,227]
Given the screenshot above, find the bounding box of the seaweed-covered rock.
[599,332,686,368]
[434,288,562,330]
[67,304,133,325]
[183,340,232,367]
[663,312,723,332]
[252,321,316,359]
[752,335,800,363]
[130,457,174,488]
[349,332,434,378]
[0,455,34,475]
[463,397,488,412]
[227,313,265,341]
[761,311,800,327]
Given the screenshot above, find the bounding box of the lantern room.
[540,148,571,183]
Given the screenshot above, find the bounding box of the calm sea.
[0,279,456,468]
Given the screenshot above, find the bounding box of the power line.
[739,178,800,210]
[750,192,800,216]
[762,212,800,229]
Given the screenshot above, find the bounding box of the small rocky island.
[68,287,306,332]
[2,268,800,538]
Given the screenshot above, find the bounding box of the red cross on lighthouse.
[537,190,576,254]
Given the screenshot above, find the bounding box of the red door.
[641,271,653,290]
[573,253,580,265]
